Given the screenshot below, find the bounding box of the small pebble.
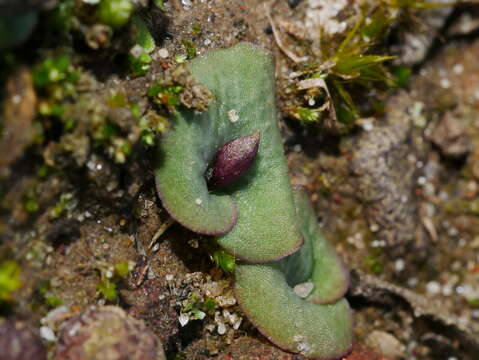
[293,282,314,298]
[362,119,374,132]
[178,313,189,327]
[40,326,56,342]
[426,281,441,295]
[394,259,405,272]
[217,322,226,335]
[452,63,463,74]
[130,44,144,58]
[417,176,426,185]
[440,78,450,89]
[158,48,169,59]
[227,109,239,123]
[12,94,21,104]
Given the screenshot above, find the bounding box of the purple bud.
[207,132,260,188]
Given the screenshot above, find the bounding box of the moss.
[108,92,128,108]
[153,0,167,11]
[37,165,52,179]
[23,188,39,213]
[37,280,64,308]
[45,295,64,308]
[129,52,152,77]
[128,15,156,77]
[203,298,217,311]
[468,298,479,308]
[33,55,78,90]
[364,252,385,275]
[181,39,197,59]
[285,0,449,130]
[148,83,184,108]
[33,55,80,138]
[0,261,22,303]
[114,261,130,278]
[297,107,321,123]
[97,279,118,302]
[130,103,141,118]
[97,261,132,302]
[392,66,412,88]
[139,112,169,146]
[212,250,235,273]
[191,24,202,35]
[50,193,76,219]
[174,353,187,360]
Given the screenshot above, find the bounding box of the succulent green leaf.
[278,187,348,304]
[155,43,302,261]
[235,263,353,359]
[293,187,349,304]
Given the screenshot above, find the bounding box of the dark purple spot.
[207,132,260,188]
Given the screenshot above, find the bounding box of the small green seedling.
[129,15,156,76]
[96,0,134,29]
[278,187,349,304]
[212,250,235,273]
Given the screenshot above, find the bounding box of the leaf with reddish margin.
[280,186,350,304]
[234,187,352,358]
[155,43,302,262]
[235,263,353,359]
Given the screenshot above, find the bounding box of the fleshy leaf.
[235,187,352,358]
[294,187,349,304]
[235,263,353,359]
[155,43,302,261]
[277,187,349,304]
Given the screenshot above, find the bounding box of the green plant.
[37,280,64,308]
[50,193,76,218]
[97,278,118,302]
[23,188,39,213]
[212,250,235,273]
[97,261,132,302]
[155,44,352,358]
[96,0,134,29]
[0,261,22,303]
[128,15,156,77]
[155,44,302,262]
[235,188,352,358]
[293,10,395,128]
[33,55,79,126]
[289,0,450,130]
[181,39,197,59]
